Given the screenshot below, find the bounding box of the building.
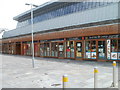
[0,28,6,53]
[1,1,120,61]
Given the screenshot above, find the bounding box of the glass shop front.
[22,34,120,61]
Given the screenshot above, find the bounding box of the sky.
[0,0,51,30]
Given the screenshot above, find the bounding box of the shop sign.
[109,35,119,38]
[85,35,119,40]
[67,37,82,40]
[111,52,117,60]
[40,38,64,42]
[107,40,111,59]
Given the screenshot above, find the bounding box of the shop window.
[11,44,14,54]
[67,41,71,58]
[111,40,118,60]
[85,41,96,59]
[98,41,106,59]
[76,42,82,58]
[46,43,50,56]
[51,42,58,57]
[111,40,117,52]
[55,43,58,57]
[71,41,74,58]
[85,41,91,58]
[58,43,64,57]
[91,41,97,59]
[40,44,44,56]
[34,44,39,56]
[118,40,120,60]
[44,43,47,56]
[26,43,31,55]
[51,43,55,57]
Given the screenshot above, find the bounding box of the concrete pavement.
[1,54,118,88]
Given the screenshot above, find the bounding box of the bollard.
[113,61,117,87]
[63,74,68,89]
[94,67,99,88]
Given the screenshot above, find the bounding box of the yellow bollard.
[63,74,68,89]
[94,67,99,88]
[113,61,117,87]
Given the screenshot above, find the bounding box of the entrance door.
[51,42,58,57]
[16,43,21,55]
[98,41,106,59]
[66,41,75,58]
[76,42,83,59]
[58,43,64,58]
[34,43,39,56]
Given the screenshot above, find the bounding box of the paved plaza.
[0,54,119,88]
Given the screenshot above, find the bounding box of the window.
[66,41,75,58]
[118,40,120,60]
[111,40,118,60]
[46,43,50,56]
[85,41,96,59]
[98,41,106,59]
[40,43,44,56]
[17,2,113,28]
[111,40,117,52]
[76,42,82,58]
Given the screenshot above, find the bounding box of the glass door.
[98,41,106,59]
[58,43,64,57]
[51,42,58,57]
[76,42,82,58]
[46,43,50,56]
[66,41,75,58]
[40,43,44,56]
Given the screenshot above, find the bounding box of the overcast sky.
[0,0,50,30]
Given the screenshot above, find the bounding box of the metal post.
[63,74,68,89]
[113,61,117,87]
[94,67,99,88]
[25,3,38,68]
[31,4,35,68]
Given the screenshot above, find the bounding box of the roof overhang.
[13,1,60,21]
